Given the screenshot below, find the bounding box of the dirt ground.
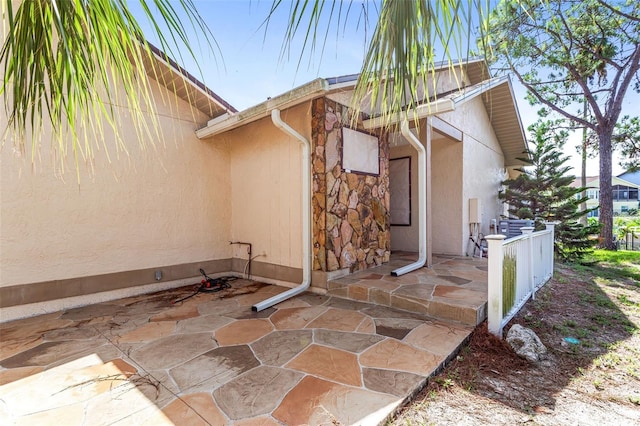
[390,260,640,426]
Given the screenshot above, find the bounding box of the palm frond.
[271,0,488,130]
[0,0,216,179]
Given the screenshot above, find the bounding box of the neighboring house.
[0,56,528,321]
[571,175,640,217]
[618,170,640,187]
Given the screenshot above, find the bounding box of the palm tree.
[1,0,215,177]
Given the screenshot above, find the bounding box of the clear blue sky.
[132,0,631,176]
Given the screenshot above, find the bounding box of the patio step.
[326,255,489,327]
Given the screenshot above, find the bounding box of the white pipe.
[252,109,311,311]
[391,120,427,276]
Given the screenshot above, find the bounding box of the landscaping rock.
[506,324,547,363]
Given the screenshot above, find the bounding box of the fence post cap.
[485,234,507,240]
[520,226,535,234]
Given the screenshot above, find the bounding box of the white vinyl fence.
[486,223,556,337]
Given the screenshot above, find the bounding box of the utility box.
[469,198,481,224]
[499,219,534,238]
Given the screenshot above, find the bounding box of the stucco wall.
[218,103,309,270]
[0,79,233,288]
[431,135,465,255]
[439,97,506,252]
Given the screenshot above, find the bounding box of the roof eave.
[362,75,508,130]
[143,43,237,118]
[196,78,329,139]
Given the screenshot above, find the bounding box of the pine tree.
[500,120,600,260]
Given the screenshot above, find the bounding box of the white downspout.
[252,109,311,311]
[392,120,427,276]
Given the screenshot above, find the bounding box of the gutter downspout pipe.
[252,109,311,311]
[391,120,427,276]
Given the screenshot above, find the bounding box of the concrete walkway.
[0,278,473,425]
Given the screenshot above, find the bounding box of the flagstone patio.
[0,256,486,425]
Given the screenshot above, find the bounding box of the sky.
[131,0,633,177]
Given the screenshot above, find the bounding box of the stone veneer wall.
[311,97,390,273]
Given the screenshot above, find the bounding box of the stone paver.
[0,259,479,425]
[313,329,384,353]
[286,344,362,387]
[269,305,327,330]
[169,344,259,392]
[214,319,273,345]
[272,376,399,425]
[116,321,176,343]
[360,339,441,376]
[306,307,367,331]
[362,367,426,397]
[142,393,226,426]
[250,330,312,366]
[374,317,426,340]
[129,332,217,370]
[404,321,471,356]
[214,366,303,419]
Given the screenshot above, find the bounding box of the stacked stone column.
[311,98,390,273]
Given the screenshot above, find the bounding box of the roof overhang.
[362,75,508,129]
[480,77,529,167]
[193,57,524,157]
[363,75,528,167]
[143,44,236,119]
[196,79,329,139]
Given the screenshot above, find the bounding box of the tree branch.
[596,0,640,23]
[507,61,593,129]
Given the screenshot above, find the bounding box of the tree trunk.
[598,130,615,249]
[579,97,588,226]
[580,136,587,226]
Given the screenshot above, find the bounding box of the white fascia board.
[147,48,235,115]
[450,75,509,107]
[196,78,329,139]
[362,98,456,130]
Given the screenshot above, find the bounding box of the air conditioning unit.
[499,219,534,238]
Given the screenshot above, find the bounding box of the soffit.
[142,44,236,119]
[478,79,528,167]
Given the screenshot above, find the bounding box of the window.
[613,185,634,201]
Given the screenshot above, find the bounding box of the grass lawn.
[390,250,640,425]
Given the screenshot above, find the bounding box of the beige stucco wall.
[213,103,309,270]
[431,135,465,255]
[438,97,506,253]
[0,79,232,288]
